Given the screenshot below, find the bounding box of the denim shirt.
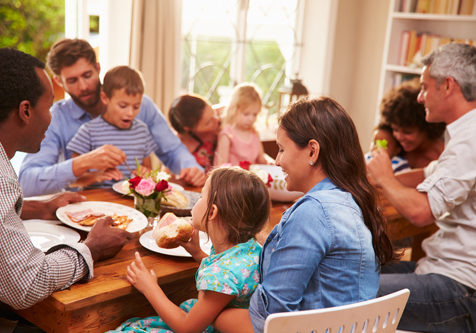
[249,178,379,333]
[19,95,201,196]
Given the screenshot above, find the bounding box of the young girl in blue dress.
[110,167,270,332]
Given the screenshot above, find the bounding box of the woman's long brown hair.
[280,97,396,265]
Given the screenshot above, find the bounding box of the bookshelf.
[376,0,476,121]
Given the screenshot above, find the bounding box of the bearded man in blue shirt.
[19,39,205,196]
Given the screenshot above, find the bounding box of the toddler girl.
[214,83,269,166]
[110,167,270,332]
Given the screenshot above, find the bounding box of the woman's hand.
[126,251,158,295]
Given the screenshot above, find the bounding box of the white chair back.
[263,288,410,333]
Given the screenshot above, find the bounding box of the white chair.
[263,288,410,333]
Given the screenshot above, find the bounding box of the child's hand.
[132,166,151,178]
[126,251,158,295]
[179,230,207,262]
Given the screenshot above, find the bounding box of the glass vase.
[134,195,161,227]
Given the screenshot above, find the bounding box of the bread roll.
[153,212,193,248]
[163,190,189,208]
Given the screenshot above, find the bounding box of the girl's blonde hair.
[201,167,270,244]
[224,83,262,126]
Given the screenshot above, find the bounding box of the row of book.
[399,0,476,15]
[398,30,476,67]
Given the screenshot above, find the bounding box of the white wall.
[66,0,133,76]
[297,0,390,150]
[328,0,390,149]
[299,0,338,97]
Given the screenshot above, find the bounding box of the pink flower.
[128,176,142,190]
[252,270,260,282]
[241,268,251,278]
[222,283,233,294]
[135,178,156,197]
[155,179,169,192]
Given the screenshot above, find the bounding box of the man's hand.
[367,148,395,188]
[21,192,87,220]
[178,167,206,186]
[72,144,126,177]
[84,217,133,262]
[70,169,123,189]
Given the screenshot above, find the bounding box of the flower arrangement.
[128,168,171,219]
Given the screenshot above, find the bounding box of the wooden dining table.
[16,185,437,332]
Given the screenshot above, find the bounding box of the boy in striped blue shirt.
[67,66,158,189]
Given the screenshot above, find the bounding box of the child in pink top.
[215,83,269,166]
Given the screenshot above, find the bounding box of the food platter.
[160,190,201,217]
[250,164,304,202]
[24,219,81,252]
[139,230,211,257]
[112,180,184,197]
[56,201,148,233]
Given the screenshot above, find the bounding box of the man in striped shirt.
[0,48,132,332]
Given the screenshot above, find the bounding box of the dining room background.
[3,0,391,175]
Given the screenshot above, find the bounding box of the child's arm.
[128,252,234,333]
[214,133,231,166]
[256,141,272,165]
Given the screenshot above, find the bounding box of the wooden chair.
[263,289,410,333]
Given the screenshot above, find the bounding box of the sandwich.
[153,212,193,248]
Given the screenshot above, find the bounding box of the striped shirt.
[0,143,92,310]
[66,117,158,188]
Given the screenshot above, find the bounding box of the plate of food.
[160,190,201,217]
[113,180,184,196]
[24,219,81,252]
[250,164,304,202]
[140,230,211,257]
[56,201,148,233]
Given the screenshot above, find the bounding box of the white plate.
[23,219,81,252]
[250,164,304,202]
[56,201,148,233]
[139,230,211,257]
[112,180,184,197]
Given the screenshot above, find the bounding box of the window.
[181,0,303,115]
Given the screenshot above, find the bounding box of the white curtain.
[129,0,182,115]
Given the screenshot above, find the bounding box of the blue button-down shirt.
[249,178,379,332]
[19,95,201,196]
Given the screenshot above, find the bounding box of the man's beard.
[70,83,101,109]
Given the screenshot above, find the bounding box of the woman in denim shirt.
[214,97,396,333]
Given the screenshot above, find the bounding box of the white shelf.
[392,12,476,21]
[385,64,422,75]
